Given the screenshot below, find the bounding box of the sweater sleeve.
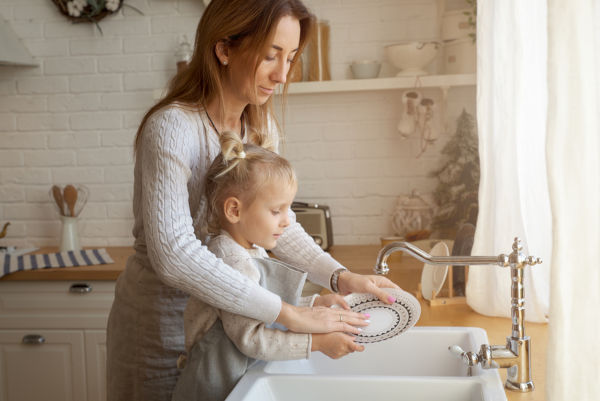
[214,244,310,361]
[270,208,346,291]
[139,107,281,324]
[220,309,311,361]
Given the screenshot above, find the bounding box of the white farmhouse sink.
[228,376,485,401]
[226,327,507,401]
[264,326,486,377]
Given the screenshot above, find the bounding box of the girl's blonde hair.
[205,132,296,234]
[134,0,315,153]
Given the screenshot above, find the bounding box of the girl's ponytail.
[216,131,246,178]
[247,128,275,152]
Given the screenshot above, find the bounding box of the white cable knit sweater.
[134,104,343,323]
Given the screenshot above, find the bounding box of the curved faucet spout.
[379,236,542,393]
[374,241,509,275]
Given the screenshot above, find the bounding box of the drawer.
[0,281,115,329]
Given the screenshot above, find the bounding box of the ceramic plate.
[420,241,449,300]
[344,288,421,344]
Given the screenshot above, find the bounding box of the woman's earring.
[222,60,228,65]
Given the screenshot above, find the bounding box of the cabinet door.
[0,330,86,401]
[85,330,106,401]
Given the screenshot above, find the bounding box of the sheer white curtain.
[471,0,600,398]
[546,1,600,399]
[467,0,551,323]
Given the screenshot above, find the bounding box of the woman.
[106,1,398,400]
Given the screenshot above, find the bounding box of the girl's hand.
[312,294,350,310]
[275,302,368,335]
[337,271,400,304]
[312,332,365,359]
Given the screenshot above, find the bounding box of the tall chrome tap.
[374,237,542,392]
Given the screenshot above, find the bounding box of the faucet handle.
[448,344,466,358]
[448,345,479,367]
[525,256,542,266]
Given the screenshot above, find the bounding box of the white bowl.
[350,60,381,79]
[385,41,440,76]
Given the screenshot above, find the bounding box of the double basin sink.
[226,326,507,401]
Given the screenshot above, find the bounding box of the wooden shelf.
[153,74,476,100]
[282,73,476,95]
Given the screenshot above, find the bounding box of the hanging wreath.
[52,0,122,22]
[52,1,142,34]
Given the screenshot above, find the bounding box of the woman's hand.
[275,302,368,335]
[312,332,364,359]
[337,271,400,304]
[312,294,350,310]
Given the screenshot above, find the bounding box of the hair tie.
[238,151,246,159]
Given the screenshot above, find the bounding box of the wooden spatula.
[52,185,65,216]
[63,185,78,217]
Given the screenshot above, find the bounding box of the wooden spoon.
[63,185,78,217]
[0,222,10,239]
[52,185,65,216]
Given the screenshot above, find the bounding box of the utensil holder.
[60,216,80,252]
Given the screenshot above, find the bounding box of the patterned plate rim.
[345,289,421,344]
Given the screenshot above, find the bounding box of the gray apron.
[171,258,308,401]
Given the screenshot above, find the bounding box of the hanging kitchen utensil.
[397,90,422,138]
[415,97,438,158]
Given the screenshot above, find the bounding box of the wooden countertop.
[1,245,547,400]
[0,247,133,281]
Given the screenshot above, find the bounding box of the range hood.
[0,18,37,66]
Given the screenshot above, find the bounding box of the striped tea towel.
[2,248,114,278]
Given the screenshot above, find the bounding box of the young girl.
[171,131,366,401]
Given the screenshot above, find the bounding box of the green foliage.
[429,110,480,233]
[464,0,477,43]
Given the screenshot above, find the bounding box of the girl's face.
[235,178,297,250]
[225,15,301,106]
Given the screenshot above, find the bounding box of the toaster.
[291,202,333,250]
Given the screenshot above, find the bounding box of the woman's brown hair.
[134,0,315,152]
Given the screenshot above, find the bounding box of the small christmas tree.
[429,109,480,236]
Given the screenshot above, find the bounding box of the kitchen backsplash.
[0,0,475,247]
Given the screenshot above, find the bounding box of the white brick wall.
[0,0,475,248]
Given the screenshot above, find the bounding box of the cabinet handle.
[69,283,93,293]
[22,334,46,345]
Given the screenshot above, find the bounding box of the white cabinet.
[0,330,87,401]
[0,281,115,401]
[85,331,107,401]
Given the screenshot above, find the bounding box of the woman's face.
[225,15,301,106]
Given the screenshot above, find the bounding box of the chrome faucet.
[374,237,542,392]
